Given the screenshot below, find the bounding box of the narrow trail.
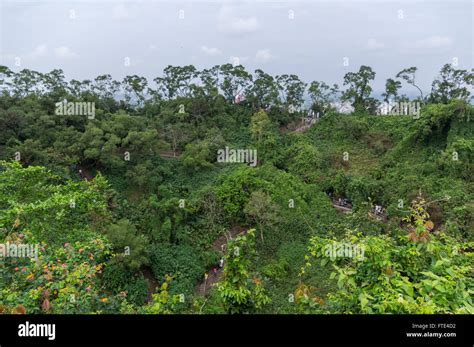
[293,118,318,133]
[279,118,319,135]
[331,202,352,213]
[194,225,247,296]
[331,197,388,220]
[77,165,94,181]
[141,267,158,303]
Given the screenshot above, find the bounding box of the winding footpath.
[194,225,247,296]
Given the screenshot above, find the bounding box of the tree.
[105,219,150,271]
[153,65,197,99]
[250,69,279,109]
[69,79,93,98]
[250,109,273,145]
[199,65,220,97]
[217,229,270,313]
[244,190,280,242]
[396,67,424,100]
[308,81,339,115]
[93,74,121,99]
[164,123,188,157]
[342,65,376,112]
[250,109,277,161]
[122,75,148,106]
[219,64,253,102]
[42,69,67,94]
[0,65,13,94]
[381,78,402,103]
[11,69,43,97]
[429,64,473,104]
[276,74,307,108]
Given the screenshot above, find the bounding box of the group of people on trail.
[329,191,385,216]
[337,197,352,208]
[303,111,320,127]
[373,204,384,215]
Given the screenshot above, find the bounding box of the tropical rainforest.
[0,62,472,314]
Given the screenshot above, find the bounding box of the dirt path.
[331,197,353,213]
[332,202,352,213]
[141,267,158,303]
[77,165,94,181]
[194,225,247,296]
[279,118,318,135]
[331,197,388,220]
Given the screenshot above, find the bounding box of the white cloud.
[255,49,274,63]
[201,45,222,56]
[218,6,259,35]
[366,38,384,50]
[30,44,48,58]
[409,36,453,49]
[54,46,78,59]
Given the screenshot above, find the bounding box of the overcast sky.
[0,0,472,95]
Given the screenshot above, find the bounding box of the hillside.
[0,64,473,315]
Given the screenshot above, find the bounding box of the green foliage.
[244,190,280,242]
[217,229,271,313]
[300,202,474,314]
[216,166,266,222]
[342,65,377,111]
[150,243,204,297]
[284,139,323,181]
[104,219,150,271]
[101,262,148,305]
[0,62,472,315]
[0,161,129,313]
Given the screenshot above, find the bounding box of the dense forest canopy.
[0,62,473,314]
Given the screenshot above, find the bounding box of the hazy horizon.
[1,0,472,95]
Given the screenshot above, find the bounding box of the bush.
[101,263,148,305]
[150,243,204,296]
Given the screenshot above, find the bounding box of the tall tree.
[153,65,197,99]
[429,64,473,104]
[93,74,121,99]
[68,79,93,98]
[199,65,220,97]
[276,74,307,108]
[11,69,43,97]
[244,190,280,242]
[219,64,253,102]
[342,65,376,112]
[308,81,339,115]
[0,65,13,94]
[396,67,424,100]
[250,69,279,109]
[122,75,148,106]
[381,78,402,103]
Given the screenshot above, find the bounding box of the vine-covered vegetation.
[0,63,472,314]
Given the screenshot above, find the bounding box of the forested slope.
[0,64,472,314]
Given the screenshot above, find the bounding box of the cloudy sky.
[0,0,472,95]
